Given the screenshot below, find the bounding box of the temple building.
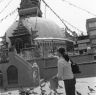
[73,17,96,55]
[86,18,96,53]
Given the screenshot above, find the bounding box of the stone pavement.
[0,77,96,95]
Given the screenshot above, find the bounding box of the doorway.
[7,65,18,84]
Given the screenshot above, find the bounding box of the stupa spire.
[18,0,42,18]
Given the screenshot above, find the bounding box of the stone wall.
[70,54,94,64]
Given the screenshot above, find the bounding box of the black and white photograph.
[0,0,96,95]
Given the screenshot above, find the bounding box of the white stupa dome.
[6,17,65,46]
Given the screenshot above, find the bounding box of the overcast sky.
[0,0,96,39]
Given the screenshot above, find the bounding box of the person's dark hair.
[57,47,69,62]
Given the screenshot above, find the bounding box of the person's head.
[57,47,65,57]
[57,47,69,61]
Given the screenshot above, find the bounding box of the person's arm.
[57,61,64,80]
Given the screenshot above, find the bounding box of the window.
[88,22,96,28]
[79,50,83,54]
[92,39,96,44]
[89,30,96,36]
[74,44,78,48]
[78,44,87,49]
[94,56,96,60]
[7,65,18,84]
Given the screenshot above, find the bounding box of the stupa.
[5,0,73,58]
